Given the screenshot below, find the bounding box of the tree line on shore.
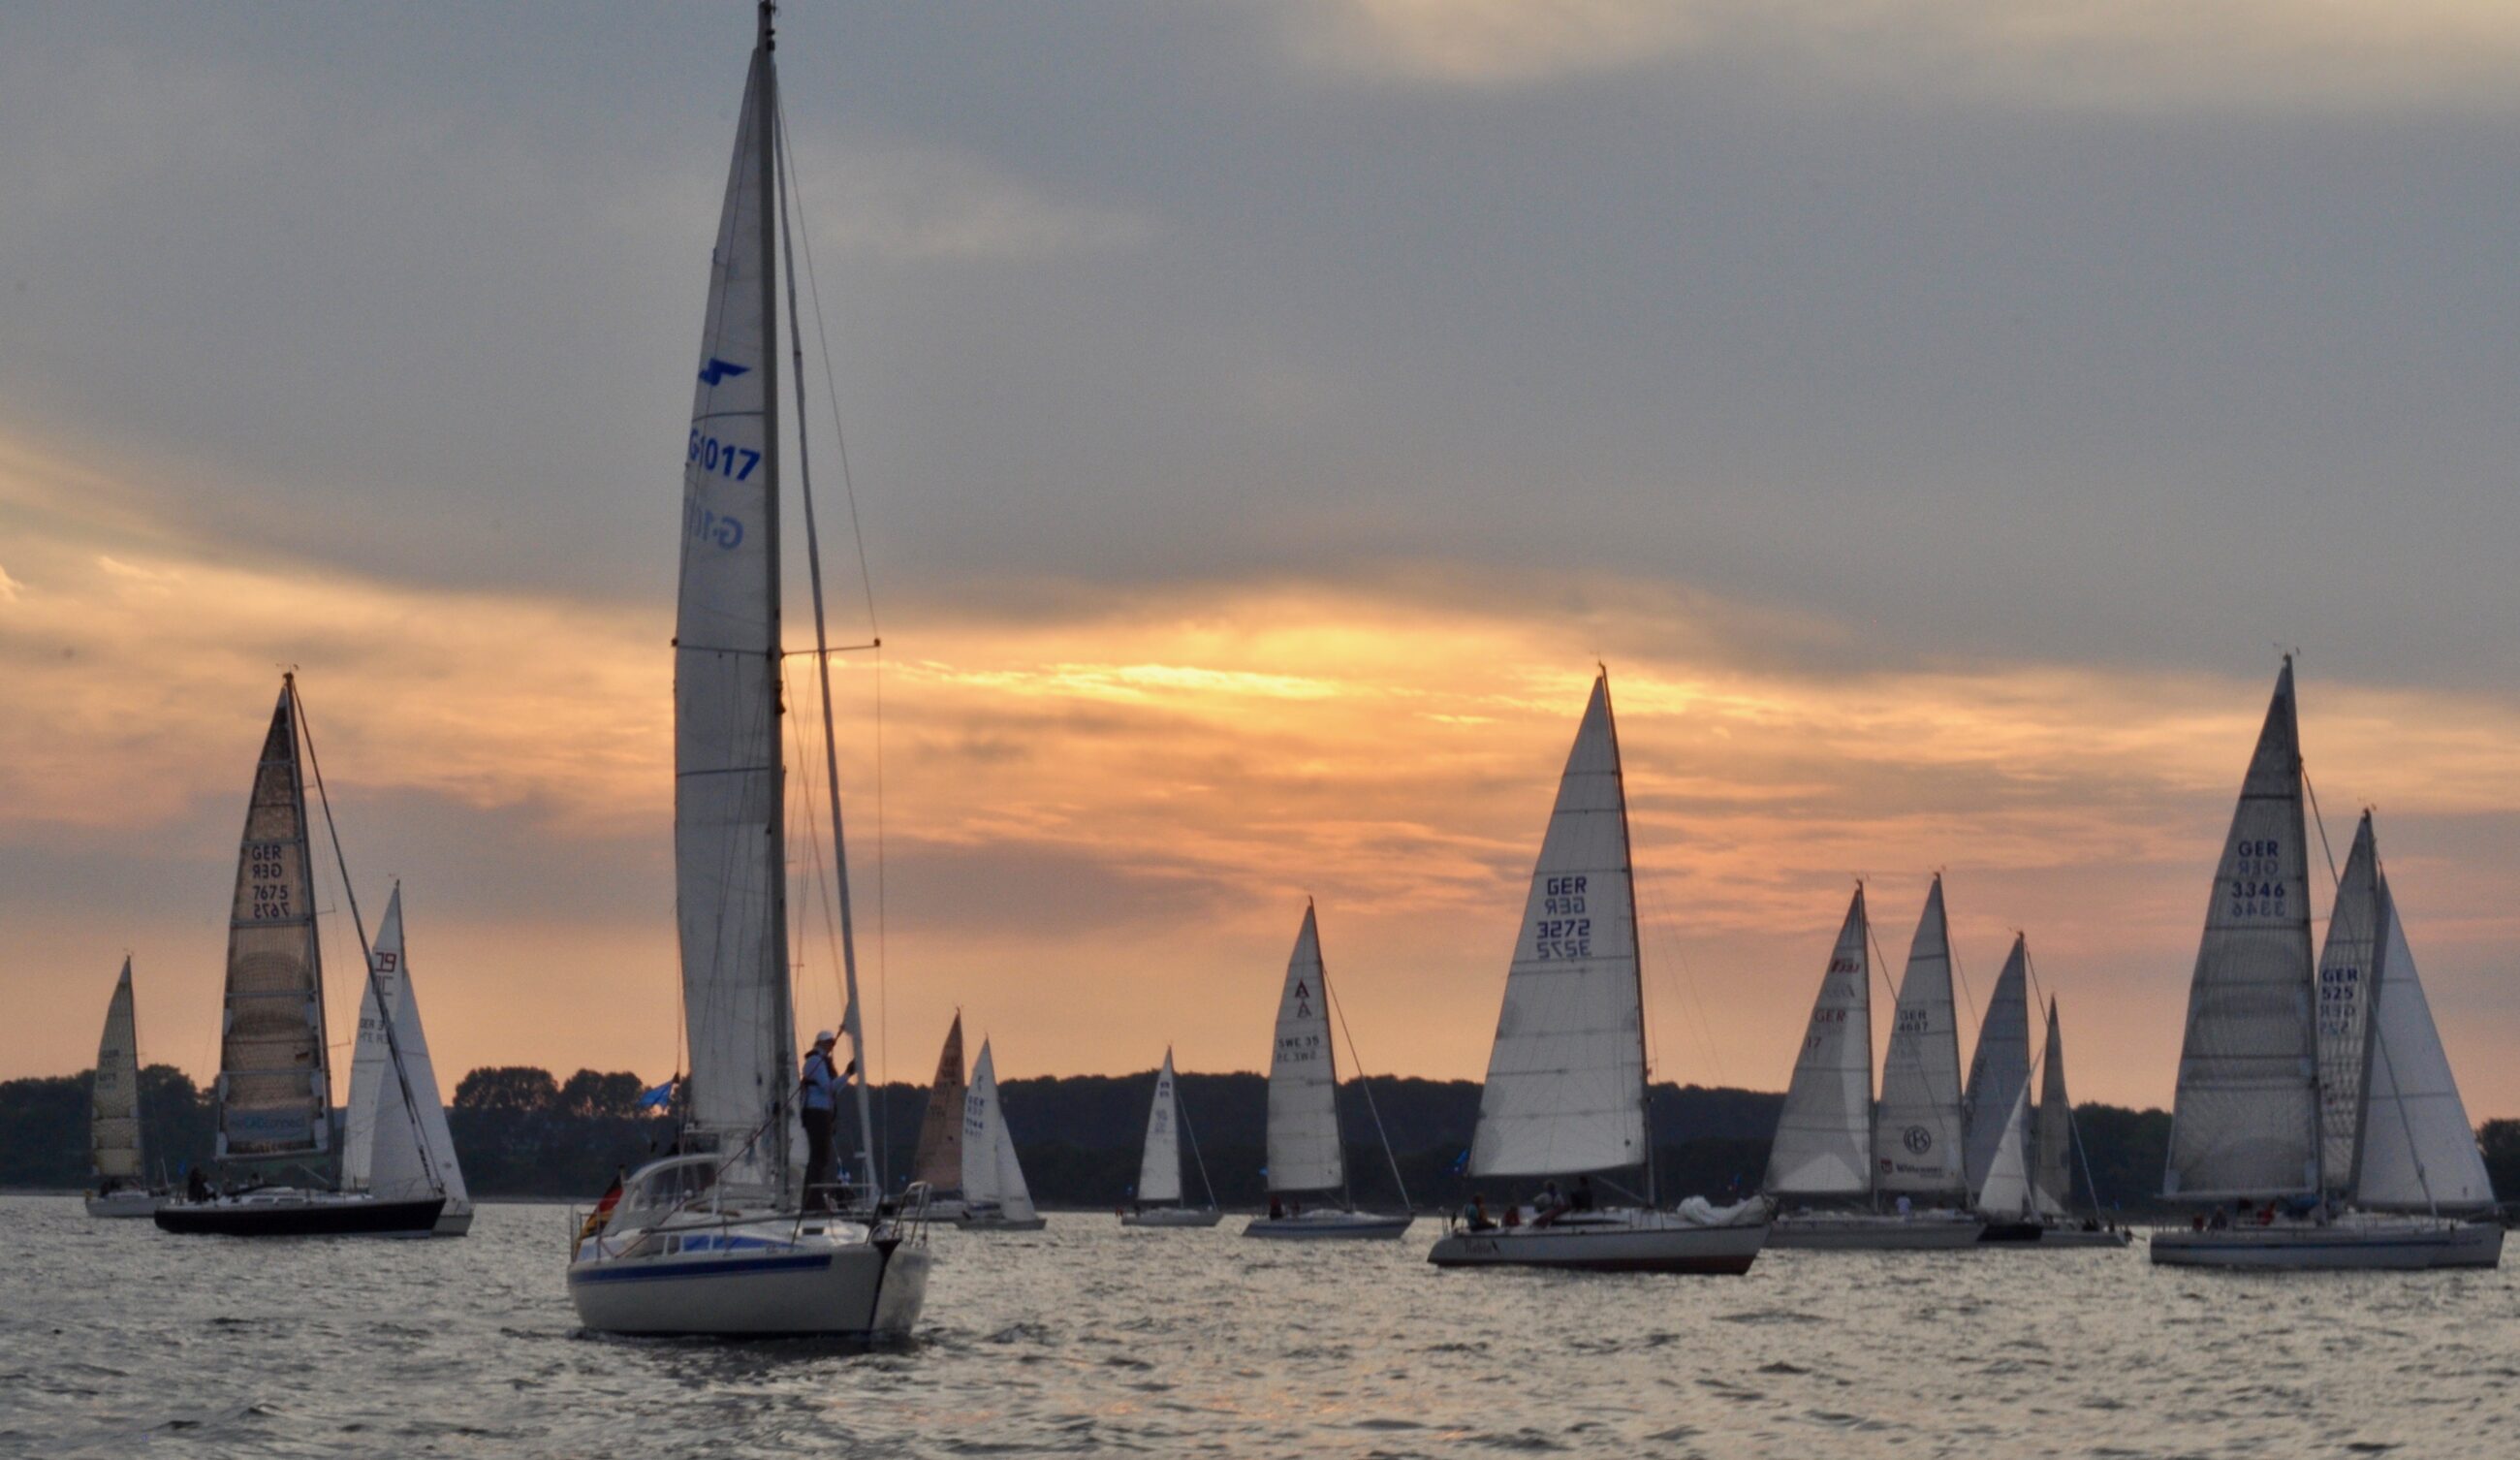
[7,1063,2517,1213]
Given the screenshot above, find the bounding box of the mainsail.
[342,886,462,1210]
[2162,660,2319,1200]
[961,1039,1038,1222]
[1962,936,2032,1197]
[216,682,330,1159]
[674,26,793,1196]
[2032,998,2073,1219]
[2314,814,2382,1196]
[1137,1048,1184,1204]
[90,960,144,1185]
[2353,866,2495,1212]
[911,1014,967,1193]
[1467,675,1648,1180]
[1762,888,1873,1197]
[1874,876,1966,1196]
[1267,903,1345,1195]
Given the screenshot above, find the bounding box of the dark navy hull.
[154,1195,446,1237]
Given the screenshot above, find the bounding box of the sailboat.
[1765,880,1984,1249]
[84,959,164,1218]
[2151,661,2501,1269]
[155,678,449,1238]
[2010,996,2129,1247]
[567,2,931,1337]
[908,1014,970,1221]
[341,886,472,1236]
[957,1039,1047,1231]
[1120,1049,1222,1226]
[1427,674,1769,1273]
[1244,903,1413,1239]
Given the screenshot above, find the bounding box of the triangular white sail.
[961,1040,1038,1222]
[2353,870,2495,1213]
[1962,936,2032,1198]
[2314,815,2382,1196]
[216,682,331,1159]
[1137,1049,1184,1204]
[2162,660,2319,1200]
[1763,888,1873,1197]
[1972,1086,2034,1219]
[1267,904,1345,1195]
[1468,675,1647,1179]
[2032,999,2072,1219]
[1874,876,1966,1196]
[674,20,793,1198]
[344,887,463,1210]
[911,1015,967,1193]
[91,960,144,1185]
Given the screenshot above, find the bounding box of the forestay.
[2354,870,2495,1212]
[1962,936,2033,1198]
[1138,1049,1184,1204]
[1468,676,1647,1180]
[91,960,143,1183]
[2315,816,2382,1196]
[912,1015,967,1193]
[1762,889,1874,1197]
[2162,661,2319,1200]
[2032,999,2073,1219]
[1267,904,1345,1194]
[343,887,463,1209]
[1874,877,1966,1195]
[962,1040,1039,1222]
[673,32,793,1196]
[217,685,330,1160]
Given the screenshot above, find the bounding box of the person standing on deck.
[800,1032,844,1211]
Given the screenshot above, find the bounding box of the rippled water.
[5,1195,2515,1457]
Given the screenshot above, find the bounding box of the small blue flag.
[637,1080,676,1110]
[1449,1148,1470,1174]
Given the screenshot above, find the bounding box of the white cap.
[812,1030,836,1045]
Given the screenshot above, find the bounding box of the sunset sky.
[5,2,2519,1122]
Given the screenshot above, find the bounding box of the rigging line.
[1323,966,1411,1211]
[776,98,881,641]
[1635,879,1726,1087]
[2022,943,2108,1213]
[872,642,889,1184]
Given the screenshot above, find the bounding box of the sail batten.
[1763,889,1874,1197]
[90,960,144,1183]
[1962,936,2033,1199]
[1467,676,1647,1180]
[215,685,330,1160]
[1874,877,1966,1196]
[1267,905,1345,1194]
[2162,661,2320,1200]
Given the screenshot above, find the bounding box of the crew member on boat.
[800,1032,845,1211]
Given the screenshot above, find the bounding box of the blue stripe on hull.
[569,1253,835,1285]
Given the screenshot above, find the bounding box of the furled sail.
[911,1014,967,1193]
[1468,675,1647,1179]
[2032,999,2073,1219]
[1267,903,1345,1194]
[2353,868,2495,1212]
[961,1040,1038,1222]
[1874,876,1966,1196]
[2314,814,2381,1196]
[90,959,144,1184]
[673,31,792,1195]
[343,887,462,1210]
[1972,1087,2034,1219]
[2162,660,2319,1200]
[1962,936,2032,1198]
[216,683,330,1159]
[1762,888,1874,1197]
[1136,1048,1184,1204]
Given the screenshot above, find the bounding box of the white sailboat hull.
[1244,1209,1414,1240]
[956,1208,1047,1232]
[1120,1206,1223,1227]
[2021,1224,2133,1249]
[570,1219,931,1337]
[1428,1208,1768,1273]
[432,1204,474,1237]
[2150,1217,2501,1270]
[84,1190,164,1219]
[1765,1209,1986,1250]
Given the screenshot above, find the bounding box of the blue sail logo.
[698,357,750,386]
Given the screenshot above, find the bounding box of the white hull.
[1428,1209,1768,1273]
[433,1205,474,1237]
[1121,1206,1223,1227]
[2151,1218,2502,1271]
[571,1217,931,1337]
[1244,1210,1413,1240]
[84,1190,164,1219]
[1766,1210,1985,1250]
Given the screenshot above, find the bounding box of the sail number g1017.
[688,430,761,482]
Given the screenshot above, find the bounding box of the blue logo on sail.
[698,357,750,386]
